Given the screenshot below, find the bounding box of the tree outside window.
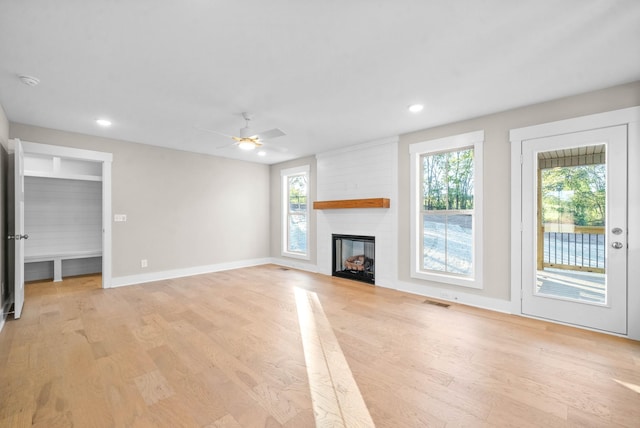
[281,165,310,259]
[422,148,474,275]
[410,130,483,289]
[287,174,308,254]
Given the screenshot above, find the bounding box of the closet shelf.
[24,170,102,182]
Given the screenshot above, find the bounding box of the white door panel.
[8,139,25,319]
[521,126,627,334]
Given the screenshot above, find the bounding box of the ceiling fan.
[199,112,286,151]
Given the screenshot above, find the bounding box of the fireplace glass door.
[332,234,375,284]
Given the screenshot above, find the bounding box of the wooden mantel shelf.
[313,198,390,210]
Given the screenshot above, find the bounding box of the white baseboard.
[110,258,273,288]
[269,257,319,273]
[109,258,511,315]
[267,260,512,314]
[386,280,512,313]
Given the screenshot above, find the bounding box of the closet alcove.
[23,153,103,282]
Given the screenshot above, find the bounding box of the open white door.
[8,139,26,318]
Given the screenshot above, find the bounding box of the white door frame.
[8,139,25,318]
[510,106,640,340]
[20,141,113,288]
[521,126,627,333]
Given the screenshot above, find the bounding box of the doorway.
[521,127,626,334]
[510,107,640,339]
[8,139,112,318]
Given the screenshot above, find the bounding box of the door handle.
[611,242,624,249]
[8,234,29,240]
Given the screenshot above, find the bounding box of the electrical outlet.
[141,259,148,268]
[114,214,127,222]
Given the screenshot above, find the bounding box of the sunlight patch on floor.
[294,287,375,427]
[613,379,640,394]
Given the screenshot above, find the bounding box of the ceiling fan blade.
[255,128,286,140]
[215,142,236,150]
[195,126,236,139]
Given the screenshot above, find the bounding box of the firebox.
[332,234,375,284]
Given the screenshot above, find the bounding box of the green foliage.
[288,174,308,207]
[541,164,605,226]
[422,148,474,210]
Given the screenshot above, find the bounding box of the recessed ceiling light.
[408,104,424,113]
[257,151,266,157]
[96,119,112,127]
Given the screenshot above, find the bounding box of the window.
[410,131,483,288]
[281,165,310,259]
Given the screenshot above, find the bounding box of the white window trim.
[409,130,484,289]
[281,165,310,260]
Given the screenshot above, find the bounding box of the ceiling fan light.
[238,141,256,151]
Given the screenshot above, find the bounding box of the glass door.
[521,126,627,334]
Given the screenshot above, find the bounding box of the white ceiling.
[1,1,639,164]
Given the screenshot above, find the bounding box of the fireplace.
[332,234,375,284]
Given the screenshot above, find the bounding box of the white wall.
[272,82,640,321]
[269,155,318,270]
[23,177,103,281]
[24,177,102,256]
[7,83,640,322]
[9,124,271,284]
[315,137,398,287]
[397,81,640,306]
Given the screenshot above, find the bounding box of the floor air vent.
[423,299,450,308]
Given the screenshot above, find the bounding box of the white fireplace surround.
[316,137,399,287]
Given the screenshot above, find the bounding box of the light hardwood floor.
[1,265,639,427]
